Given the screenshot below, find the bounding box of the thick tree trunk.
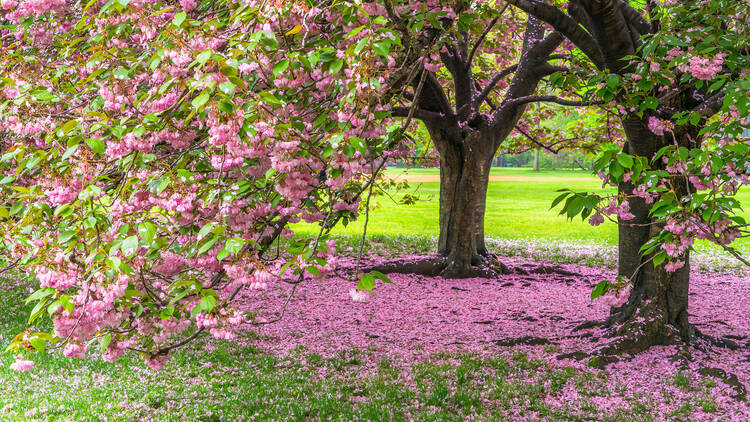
[436,133,495,278]
[606,118,695,353]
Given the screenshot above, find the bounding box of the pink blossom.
[648,116,672,136]
[9,356,34,372]
[664,260,685,272]
[588,213,605,226]
[349,288,371,303]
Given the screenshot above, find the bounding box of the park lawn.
[383,167,597,178]
[295,167,750,252]
[296,169,616,242]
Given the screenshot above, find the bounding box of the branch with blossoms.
[0,0,444,370]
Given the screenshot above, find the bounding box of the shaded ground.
[237,256,750,419]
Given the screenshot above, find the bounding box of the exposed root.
[698,367,747,400]
[494,336,556,347]
[514,263,582,277]
[361,253,515,279]
[571,319,606,332]
[363,255,447,277]
[362,255,578,280]
[695,330,743,351]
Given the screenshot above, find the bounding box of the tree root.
[698,367,747,401]
[361,254,515,279]
[360,253,581,279]
[515,263,582,277]
[362,255,448,277]
[571,319,606,331]
[494,336,556,347]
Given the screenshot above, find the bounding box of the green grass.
[297,168,616,242]
[295,167,750,252]
[383,167,596,178]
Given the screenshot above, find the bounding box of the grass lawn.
[296,167,750,251]
[296,168,616,242]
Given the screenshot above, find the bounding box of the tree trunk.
[533,149,540,172]
[437,133,494,278]
[607,118,695,353]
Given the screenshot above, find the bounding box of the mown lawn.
[296,167,750,251]
[295,168,617,242]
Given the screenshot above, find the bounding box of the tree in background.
[375,2,606,278]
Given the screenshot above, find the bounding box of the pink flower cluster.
[601,200,635,221]
[681,54,725,81]
[647,116,673,136]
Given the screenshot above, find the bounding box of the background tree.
[375,2,603,278]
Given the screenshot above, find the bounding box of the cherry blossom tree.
[0,0,434,368]
[371,2,607,278]
[508,0,750,354]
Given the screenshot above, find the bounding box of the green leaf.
[217,100,234,113]
[550,192,571,210]
[273,59,289,76]
[197,223,215,240]
[642,97,659,110]
[616,154,634,169]
[191,91,210,109]
[30,338,46,352]
[138,222,156,245]
[58,230,77,243]
[653,251,667,267]
[192,295,217,316]
[590,280,610,300]
[217,237,244,261]
[358,273,375,291]
[196,50,212,66]
[112,68,130,80]
[99,333,112,353]
[26,288,55,304]
[219,81,236,95]
[173,11,186,27]
[329,59,344,74]
[369,270,392,284]
[86,138,106,155]
[28,300,49,323]
[373,40,391,57]
[197,236,219,255]
[121,235,139,256]
[60,120,78,135]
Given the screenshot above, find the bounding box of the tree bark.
[436,132,495,278]
[606,117,696,353]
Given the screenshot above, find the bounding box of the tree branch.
[504,0,606,69]
[391,106,450,123]
[617,0,653,35]
[468,4,510,67]
[514,125,570,154]
[473,64,519,109]
[503,95,604,108]
[696,92,725,118]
